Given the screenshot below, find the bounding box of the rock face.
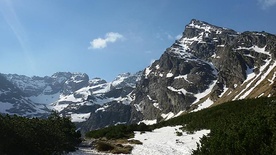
[130,19,276,122]
[0,74,44,117]
[79,101,132,132]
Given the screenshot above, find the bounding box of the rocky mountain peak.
[185,19,237,36]
[167,19,238,62]
[130,19,276,123]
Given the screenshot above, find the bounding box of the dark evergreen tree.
[0,112,81,155]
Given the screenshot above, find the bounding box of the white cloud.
[156,31,183,41]
[258,0,276,9]
[89,32,124,49]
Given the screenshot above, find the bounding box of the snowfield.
[131,126,210,155]
[69,126,210,155]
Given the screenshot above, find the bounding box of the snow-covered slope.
[53,72,140,113]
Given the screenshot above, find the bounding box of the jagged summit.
[167,19,238,61]
[186,19,231,32]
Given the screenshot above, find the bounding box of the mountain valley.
[1,19,276,133]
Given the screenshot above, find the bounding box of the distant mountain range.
[0,71,141,131]
[1,19,275,132]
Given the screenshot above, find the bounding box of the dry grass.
[94,138,140,154]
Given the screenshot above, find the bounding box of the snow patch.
[236,45,270,56]
[211,53,221,59]
[166,72,174,78]
[131,126,210,155]
[95,104,110,113]
[139,119,157,125]
[155,65,160,70]
[167,86,191,95]
[70,113,91,122]
[219,85,229,98]
[161,112,175,120]
[174,75,192,83]
[134,104,142,112]
[217,44,225,47]
[175,111,184,117]
[91,83,111,94]
[192,98,214,112]
[57,94,83,103]
[145,67,152,78]
[268,71,276,85]
[29,92,61,105]
[192,80,217,104]
[153,103,161,110]
[52,103,69,112]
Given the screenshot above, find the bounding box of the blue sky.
[0,0,276,81]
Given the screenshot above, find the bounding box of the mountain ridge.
[0,19,275,132]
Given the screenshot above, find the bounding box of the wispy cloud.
[258,0,276,9]
[88,32,124,49]
[156,31,182,41]
[167,34,174,40]
[0,0,28,49]
[0,0,36,72]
